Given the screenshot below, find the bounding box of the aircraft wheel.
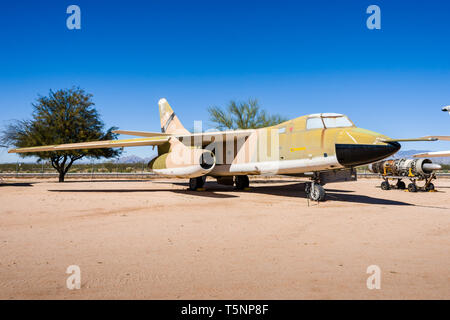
[309,183,326,201]
[189,176,205,191]
[425,183,435,191]
[396,180,406,190]
[235,175,249,190]
[305,183,311,196]
[381,181,390,190]
[407,183,417,193]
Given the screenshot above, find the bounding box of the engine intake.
[149,148,216,178]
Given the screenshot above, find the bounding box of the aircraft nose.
[335,141,400,167]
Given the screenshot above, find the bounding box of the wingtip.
[158,98,168,105]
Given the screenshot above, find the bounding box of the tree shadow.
[0,182,34,187]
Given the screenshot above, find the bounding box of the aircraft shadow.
[60,179,154,183]
[48,188,238,199]
[241,182,413,206]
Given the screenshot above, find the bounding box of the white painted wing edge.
[8,137,169,153]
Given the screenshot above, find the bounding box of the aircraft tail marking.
[158,98,190,135]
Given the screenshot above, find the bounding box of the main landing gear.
[305,182,326,201]
[234,175,250,190]
[189,175,251,191]
[188,176,206,191]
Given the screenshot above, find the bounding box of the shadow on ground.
[0,182,34,187]
[49,181,414,206]
[48,188,238,198]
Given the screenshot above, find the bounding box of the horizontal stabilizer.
[8,137,169,153]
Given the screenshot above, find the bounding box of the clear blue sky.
[1,0,450,162]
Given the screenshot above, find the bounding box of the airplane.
[8,98,449,201]
[413,106,450,158]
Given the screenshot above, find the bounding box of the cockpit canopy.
[306,113,354,130]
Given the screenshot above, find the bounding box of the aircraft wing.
[8,136,169,154]
[380,136,450,142]
[413,150,450,158]
[114,129,255,145]
[421,135,450,141]
[112,130,172,137]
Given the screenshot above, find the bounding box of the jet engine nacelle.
[368,158,441,178]
[148,148,216,178]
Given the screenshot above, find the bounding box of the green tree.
[1,88,122,182]
[207,98,287,130]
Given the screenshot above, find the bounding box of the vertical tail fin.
[158,98,190,135]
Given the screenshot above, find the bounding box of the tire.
[235,175,249,190]
[189,176,205,191]
[407,183,417,193]
[305,183,311,196]
[425,183,435,191]
[396,180,406,190]
[309,183,326,201]
[381,181,390,190]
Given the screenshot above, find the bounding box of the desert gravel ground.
[0,177,449,299]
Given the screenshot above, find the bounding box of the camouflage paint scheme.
[9,98,400,179]
[149,99,397,178]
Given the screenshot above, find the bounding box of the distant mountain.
[117,155,155,163]
[118,155,144,163]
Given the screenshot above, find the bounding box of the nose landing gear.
[305,182,326,201]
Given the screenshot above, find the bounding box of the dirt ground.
[0,177,449,299]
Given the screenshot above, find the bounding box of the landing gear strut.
[188,176,206,191]
[305,182,326,201]
[234,175,250,190]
